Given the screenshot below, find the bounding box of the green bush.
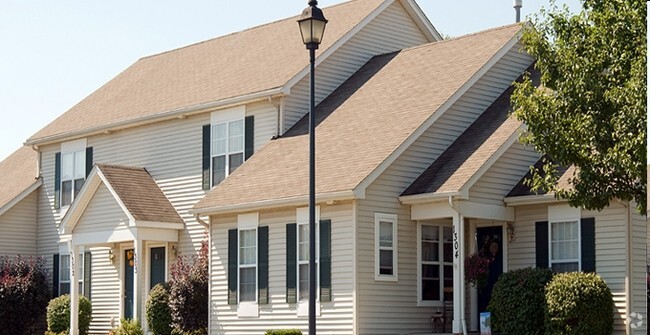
[487,267,553,335]
[146,283,172,335]
[265,330,303,335]
[46,294,92,335]
[0,255,51,334]
[171,328,207,335]
[111,319,144,335]
[545,272,613,334]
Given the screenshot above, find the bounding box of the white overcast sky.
[0,0,582,161]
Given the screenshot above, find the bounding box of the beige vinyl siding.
[88,247,119,335]
[246,100,279,152]
[0,190,38,256]
[74,185,129,234]
[630,206,646,334]
[469,141,540,205]
[210,203,355,335]
[509,203,628,334]
[282,1,430,132]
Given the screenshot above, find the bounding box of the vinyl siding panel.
[88,247,120,335]
[469,141,540,205]
[246,100,279,152]
[74,185,129,235]
[510,203,629,334]
[0,190,38,256]
[210,203,354,335]
[282,1,430,132]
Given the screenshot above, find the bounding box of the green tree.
[512,0,646,213]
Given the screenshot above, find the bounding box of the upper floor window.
[375,213,397,281]
[202,106,254,190]
[55,139,92,209]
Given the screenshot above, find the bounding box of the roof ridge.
[400,22,523,53]
[96,163,146,171]
[139,0,368,61]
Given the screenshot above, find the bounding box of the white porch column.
[452,213,466,334]
[69,244,80,335]
[133,239,143,326]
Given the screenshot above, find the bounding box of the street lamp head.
[298,0,328,50]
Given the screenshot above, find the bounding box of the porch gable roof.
[61,164,183,235]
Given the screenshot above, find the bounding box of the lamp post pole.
[298,2,327,334]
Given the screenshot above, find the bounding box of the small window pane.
[239,230,256,265]
[379,221,393,248]
[552,262,579,273]
[212,123,227,156]
[239,267,256,302]
[59,283,71,295]
[422,278,440,301]
[443,241,453,263]
[228,120,244,152]
[62,153,73,180]
[298,224,309,261]
[379,250,393,275]
[422,241,439,262]
[299,264,309,300]
[74,178,84,197]
[74,151,85,179]
[229,153,243,175]
[422,225,439,241]
[61,181,73,207]
[60,255,70,281]
[212,156,226,186]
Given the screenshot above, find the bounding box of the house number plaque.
[453,231,459,259]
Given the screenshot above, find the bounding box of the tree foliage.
[512,0,646,212]
[168,241,208,335]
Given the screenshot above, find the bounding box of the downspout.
[449,196,468,335]
[268,95,282,138]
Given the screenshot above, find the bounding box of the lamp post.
[298,2,327,334]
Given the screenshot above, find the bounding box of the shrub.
[265,330,303,335]
[46,294,92,335]
[171,328,207,335]
[487,267,553,335]
[111,318,144,335]
[146,283,172,335]
[169,241,208,333]
[545,272,613,334]
[0,255,51,334]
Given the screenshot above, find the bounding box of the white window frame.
[59,250,86,296]
[210,106,246,187]
[60,139,87,208]
[548,205,581,272]
[417,222,453,306]
[237,212,259,318]
[375,213,398,281]
[296,206,321,317]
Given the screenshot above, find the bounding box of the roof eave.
[25,87,285,147]
[504,194,562,206]
[192,189,359,217]
[399,191,467,206]
[0,179,42,217]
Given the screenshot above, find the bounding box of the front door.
[476,226,503,317]
[150,247,166,290]
[124,249,135,320]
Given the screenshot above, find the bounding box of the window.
[61,150,85,207]
[419,224,453,303]
[211,119,244,186]
[298,221,318,301]
[549,221,580,272]
[59,253,87,296]
[375,213,397,281]
[238,229,257,303]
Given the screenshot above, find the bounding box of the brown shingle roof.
[0,146,39,210]
[194,24,523,212]
[27,0,386,144]
[401,66,538,197]
[97,164,183,224]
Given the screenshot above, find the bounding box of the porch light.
[298,0,328,49]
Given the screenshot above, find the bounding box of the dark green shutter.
[202,125,211,190]
[53,254,60,297]
[580,218,596,272]
[244,116,254,160]
[54,152,61,209]
[286,223,297,303]
[85,147,93,178]
[228,229,238,305]
[83,251,91,299]
[319,219,332,302]
[258,226,269,304]
[535,221,549,268]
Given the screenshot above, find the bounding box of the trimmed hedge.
[487,267,553,335]
[146,283,172,335]
[46,294,92,335]
[265,330,303,335]
[545,272,613,334]
[111,318,144,335]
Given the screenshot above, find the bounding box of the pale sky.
[0,0,582,161]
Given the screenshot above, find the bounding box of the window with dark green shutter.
[53,254,60,296]
[535,221,549,269]
[85,147,93,178]
[228,229,238,305]
[205,114,254,188]
[54,153,61,209]
[580,218,596,272]
[319,219,331,302]
[202,125,211,190]
[258,226,269,304]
